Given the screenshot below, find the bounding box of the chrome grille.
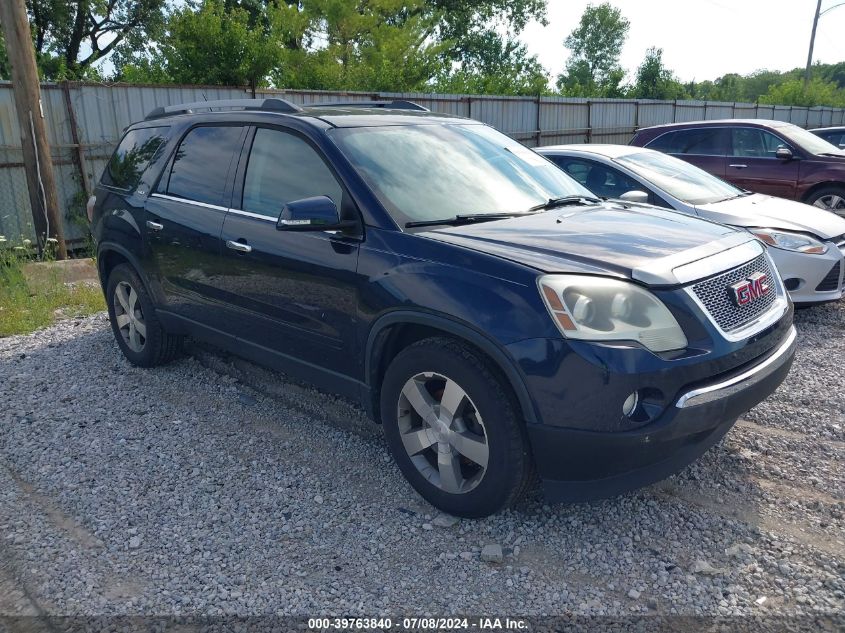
[692,254,778,332]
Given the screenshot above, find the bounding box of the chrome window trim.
[226,208,276,223]
[675,325,797,408]
[682,250,790,342]
[149,194,279,224]
[149,193,228,213]
[224,207,353,238]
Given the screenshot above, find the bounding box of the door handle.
[226,239,252,253]
[146,220,164,231]
[729,164,748,169]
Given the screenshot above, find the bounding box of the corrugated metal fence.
[2,81,845,245]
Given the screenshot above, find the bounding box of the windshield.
[330,124,594,226]
[778,123,845,156]
[615,150,744,205]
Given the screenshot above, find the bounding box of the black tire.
[106,263,182,367]
[380,336,534,518]
[804,185,845,217]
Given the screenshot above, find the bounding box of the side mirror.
[276,196,354,232]
[775,147,793,160]
[619,190,650,204]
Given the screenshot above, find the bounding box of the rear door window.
[551,157,639,198]
[241,127,344,218]
[102,126,169,190]
[648,128,727,156]
[547,156,590,186]
[165,126,244,206]
[819,131,844,147]
[585,164,641,199]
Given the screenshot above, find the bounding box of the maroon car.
[630,119,845,217]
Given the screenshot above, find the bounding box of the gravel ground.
[0,303,843,621]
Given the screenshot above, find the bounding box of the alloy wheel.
[113,281,146,352]
[813,194,845,217]
[396,372,489,494]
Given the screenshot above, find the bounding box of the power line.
[820,1,845,16]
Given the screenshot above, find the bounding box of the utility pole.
[805,0,824,87]
[0,0,66,258]
[804,1,845,87]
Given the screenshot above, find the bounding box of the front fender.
[364,309,540,425]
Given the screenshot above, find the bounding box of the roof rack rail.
[310,99,429,112]
[145,98,302,120]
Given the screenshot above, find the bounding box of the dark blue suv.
[90,98,796,517]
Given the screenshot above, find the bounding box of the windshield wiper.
[717,191,754,202]
[526,195,601,212]
[405,212,532,229]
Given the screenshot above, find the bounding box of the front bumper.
[770,243,844,304]
[526,326,797,503]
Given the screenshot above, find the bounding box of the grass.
[0,243,106,338]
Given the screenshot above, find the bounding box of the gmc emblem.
[729,272,770,306]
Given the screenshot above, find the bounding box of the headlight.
[538,275,688,352]
[750,229,828,254]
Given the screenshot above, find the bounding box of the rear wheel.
[806,185,845,218]
[106,264,182,367]
[380,337,534,518]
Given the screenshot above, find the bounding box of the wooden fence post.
[62,81,92,198]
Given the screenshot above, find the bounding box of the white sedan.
[538,144,845,306]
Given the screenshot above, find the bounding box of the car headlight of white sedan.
[750,229,828,255]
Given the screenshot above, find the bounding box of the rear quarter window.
[647,128,726,156]
[102,126,170,190]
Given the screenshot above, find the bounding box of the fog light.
[783,278,801,291]
[622,391,639,417]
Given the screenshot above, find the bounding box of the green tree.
[113,0,550,92]
[427,0,546,70]
[759,78,845,108]
[556,2,629,97]
[273,0,444,92]
[119,0,304,88]
[631,47,687,100]
[0,0,168,80]
[684,64,845,105]
[433,30,548,95]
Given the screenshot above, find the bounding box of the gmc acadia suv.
[90,98,796,517]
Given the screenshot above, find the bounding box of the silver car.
[538,144,845,306]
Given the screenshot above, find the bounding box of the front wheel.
[380,337,534,518]
[806,185,845,217]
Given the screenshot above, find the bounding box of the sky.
[520,0,845,84]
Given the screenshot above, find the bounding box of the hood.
[420,201,743,283]
[696,194,845,240]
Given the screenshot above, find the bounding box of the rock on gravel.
[432,514,460,528]
[0,310,843,619]
[480,544,504,563]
